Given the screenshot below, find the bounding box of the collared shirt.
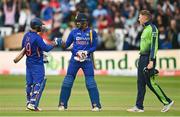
[140,21,158,60]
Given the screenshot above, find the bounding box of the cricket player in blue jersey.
[127,10,174,112]
[57,13,101,111]
[22,18,60,111]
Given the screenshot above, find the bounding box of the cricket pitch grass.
[0,75,180,116]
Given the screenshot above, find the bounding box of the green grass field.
[0,75,180,116]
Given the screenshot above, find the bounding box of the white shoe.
[26,107,30,111]
[127,106,144,112]
[92,107,101,112]
[27,104,35,110]
[26,101,30,110]
[27,104,42,111]
[161,101,174,112]
[58,106,67,111]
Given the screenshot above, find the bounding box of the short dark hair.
[140,10,152,20]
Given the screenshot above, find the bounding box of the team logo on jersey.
[76,37,89,45]
[76,40,88,45]
[76,37,82,40]
[77,33,81,36]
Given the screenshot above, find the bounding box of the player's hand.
[81,51,88,59]
[74,50,88,62]
[147,61,153,69]
[74,51,83,62]
[76,50,84,59]
[78,51,88,60]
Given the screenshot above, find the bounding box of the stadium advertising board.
[0,50,179,76]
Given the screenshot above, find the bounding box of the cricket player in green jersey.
[127,10,174,112]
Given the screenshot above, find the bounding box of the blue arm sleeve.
[65,30,74,48]
[22,33,27,49]
[36,36,54,52]
[71,48,78,55]
[22,37,25,48]
[88,30,97,53]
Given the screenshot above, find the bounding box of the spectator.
[123,25,141,50]
[125,7,139,27]
[18,3,35,32]
[167,19,179,49]
[96,15,108,30]
[174,2,180,20]
[49,0,60,11]
[85,0,97,13]
[3,0,17,28]
[0,1,3,26]
[102,25,116,50]
[27,0,41,17]
[60,0,71,22]
[0,32,4,50]
[92,4,108,27]
[158,25,171,49]
[41,0,54,30]
[162,0,175,13]
[0,0,179,51]
[113,11,124,28]
[92,4,107,19]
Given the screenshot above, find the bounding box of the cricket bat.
[13,48,25,63]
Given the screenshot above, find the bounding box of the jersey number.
[26,42,32,56]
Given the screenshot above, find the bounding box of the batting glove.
[81,51,88,59]
[54,37,62,46]
[74,50,88,62]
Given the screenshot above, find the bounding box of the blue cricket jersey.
[22,31,54,65]
[65,27,97,60]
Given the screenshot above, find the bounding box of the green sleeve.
[150,25,158,60]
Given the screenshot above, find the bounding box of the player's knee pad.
[33,79,47,107]
[62,75,74,88]
[33,83,41,94]
[85,76,97,89]
[30,83,40,103]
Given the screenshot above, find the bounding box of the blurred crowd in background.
[0,0,179,51]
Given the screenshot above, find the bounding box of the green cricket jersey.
[140,21,158,60]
